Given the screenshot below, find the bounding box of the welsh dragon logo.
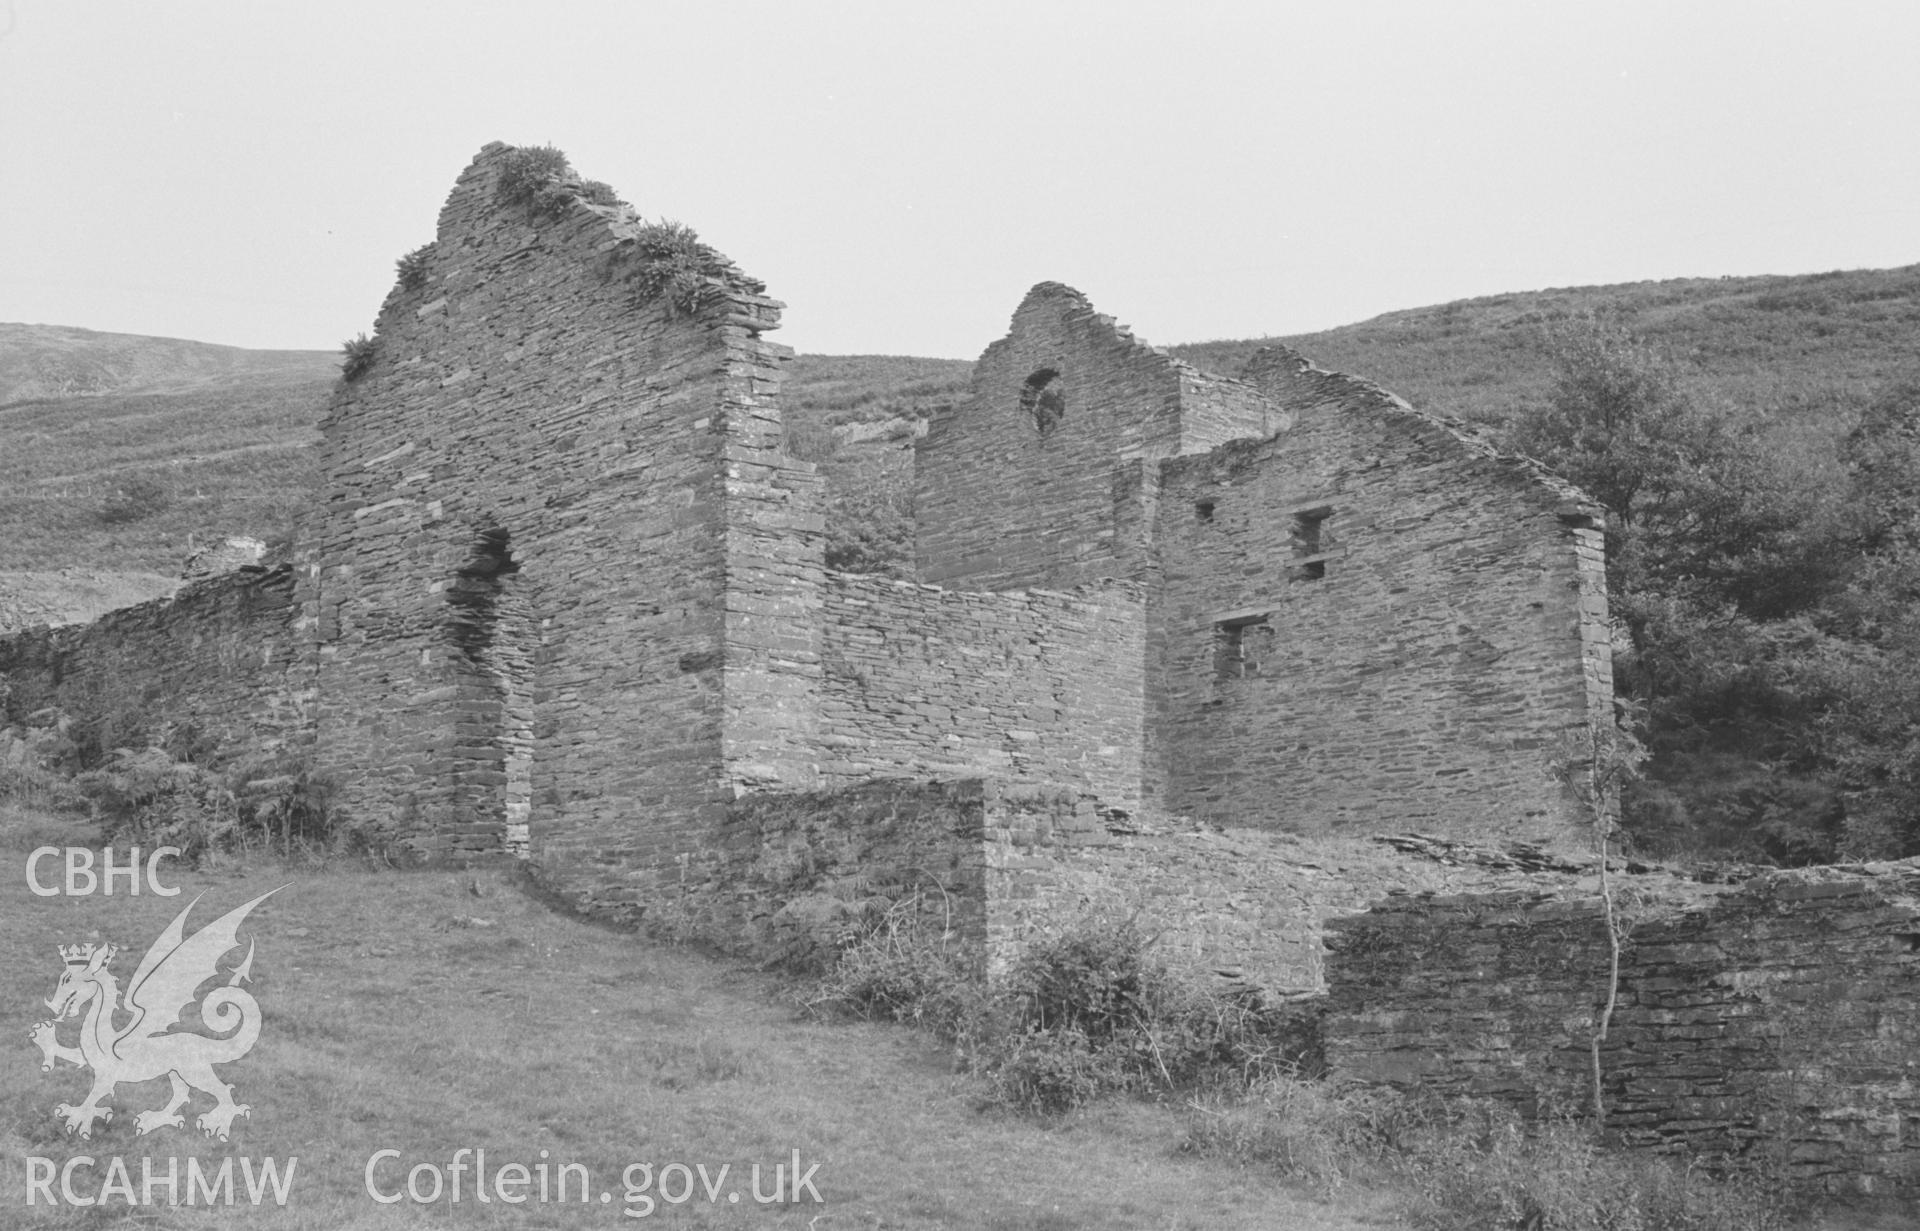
[28,887,283,1141]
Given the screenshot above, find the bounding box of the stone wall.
[1148,347,1612,845]
[1324,864,1920,1193]
[660,773,1577,992]
[987,809,1578,991]
[0,566,301,769]
[667,778,991,969]
[301,144,822,882]
[817,575,1147,811]
[914,283,1274,592]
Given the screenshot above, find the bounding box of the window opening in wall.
[1213,613,1272,682]
[1020,368,1066,434]
[1195,500,1216,523]
[1291,504,1334,580]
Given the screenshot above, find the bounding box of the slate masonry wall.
[1324,865,1920,1193]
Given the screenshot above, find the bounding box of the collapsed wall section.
[0,567,301,769]
[914,283,1273,591]
[303,143,820,884]
[1324,866,1920,1193]
[817,574,1148,812]
[1150,347,1611,844]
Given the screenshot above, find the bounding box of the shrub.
[576,179,620,208]
[809,895,983,1039]
[340,333,378,382]
[395,243,433,292]
[493,144,575,218]
[983,1024,1124,1113]
[611,220,728,318]
[98,473,172,524]
[230,753,342,856]
[813,911,1307,1114]
[824,483,914,577]
[73,746,341,860]
[76,746,238,856]
[0,722,86,813]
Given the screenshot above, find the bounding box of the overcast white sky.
[2,1,1917,359]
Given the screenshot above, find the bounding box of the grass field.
[0,805,1411,1230]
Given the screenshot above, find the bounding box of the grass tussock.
[1401,1105,1797,1231]
[1183,1083,1808,1230]
[812,911,1316,1114]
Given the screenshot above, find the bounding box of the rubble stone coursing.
[1,143,1615,964]
[817,575,1148,811]
[1324,865,1920,1192]
[914,283,1280,592]
[0,147,1607,887]
[667,776,1603,992]
[0,566,300,769]
[0,145,1621,968]
[1150,347,1612,841]
[913,291,1612,837]
[297,144,813,882]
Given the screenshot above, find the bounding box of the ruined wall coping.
[0,564,291,646]
[437,143,784,332]
[1230,344,1606,528]
[976,281,1267,409]
[1325,856,1920,931]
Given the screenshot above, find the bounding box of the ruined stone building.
[9,146,1910,1189]
[2,142,1613,964]
[291,144,1611,914]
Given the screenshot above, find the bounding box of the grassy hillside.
[0,323,335,406]
[7,262,1918,606]
[0,332,965,618]
[1181,263,1920,444]
[0,383,327,576]
[0,804,1399,1231]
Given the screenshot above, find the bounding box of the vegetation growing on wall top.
[339,333,377,382]
[605,219,731,319]
[493,144,620,221]
[395,243,433,292]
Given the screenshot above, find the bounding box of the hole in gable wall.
[1020,368,1066,435]
[1195,500,1216,523]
